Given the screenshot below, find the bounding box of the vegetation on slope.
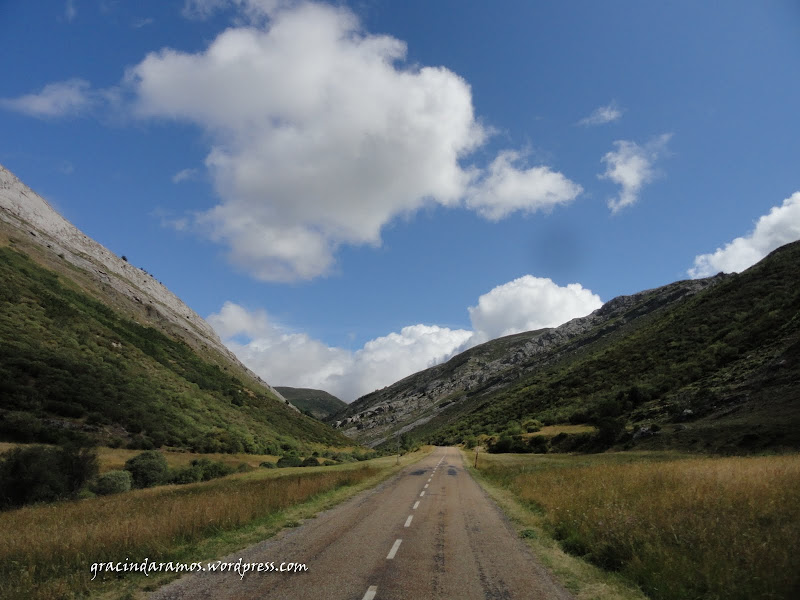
[276,387,347,419]
[0,245,351,453]
[412,242,800,452]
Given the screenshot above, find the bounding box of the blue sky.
[2,0,799,401]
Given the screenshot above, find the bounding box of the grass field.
[0,448,430,600]
[473,450,800,600]
[0,442,370,473]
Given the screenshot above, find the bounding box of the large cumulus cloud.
[209,275,602,401]
[126,1,581,281]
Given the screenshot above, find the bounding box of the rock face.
[0,163,289,406]
[331,275,730,446]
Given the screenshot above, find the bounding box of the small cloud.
[465,150,583,221]
[578,102,623,126]
[58,161,75,175]
[152,207,191,232]
[172,168,199,183]
[0,79,97,118]
[132,17,154,29]
[689,192,800,278]
[65,0,77,22]
[599,133,672,213]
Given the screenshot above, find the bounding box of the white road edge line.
[387,539,402,559]
[413,501,420,510]
[405,515,413,527]
[362,585,378,600]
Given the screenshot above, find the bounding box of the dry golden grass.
[478,452,800,600]
[524,424,597,438]
[95,446,280,472]
[0,465,378,600]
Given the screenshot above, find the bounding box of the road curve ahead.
[149,446,573,600]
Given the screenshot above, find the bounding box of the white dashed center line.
[420,491,425,497]
[387,539,402,560]
[362,585,377,600]
[405,515,413,527]
[424,483,429,489]
[413,500,420,510]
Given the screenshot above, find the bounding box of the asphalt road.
[149,446,573,600]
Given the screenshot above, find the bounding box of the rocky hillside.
[331,275,729,445]
[0,164,355,452]
[333,242,800,453]
[0,163,287,406]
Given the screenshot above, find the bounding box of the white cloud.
[467,275,602,344]
[172,167,199,183]
[600,133,672,213]
[208,302,472,401]
[132,17,155,29]
[465,151,583,221]
[124,1,580,281]
[65,0,77,22]
[578,102,623,126]
[689,192,800,278]
[182,0,290,22]
[0,79,96,118]
[208,275,601,401]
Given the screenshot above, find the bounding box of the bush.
[276,456,303,468]
[0,443,98,509]
[487,434,531,454]
[169,458,235,484]
[93,470,132,495]
[528,435,549,454]
[522,419,543,433]
[260,461,277,469]
[124,450,168,488]
[301,456,319,467]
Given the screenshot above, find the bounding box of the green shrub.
[301,456,319,467]
[169,458,235,484]
[522,418,543,433]
[92,470,132,495]
[260,461,277,469]
[0,443,98,509]
[124,450,168,488]
[276,456,303,468]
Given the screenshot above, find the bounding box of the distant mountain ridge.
[332,242,800,453]
[275,387,347,420]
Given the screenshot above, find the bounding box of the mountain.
[332,242,800,453]
[275,387,348,420]
[0,163,352,452]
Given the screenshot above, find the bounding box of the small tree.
[124,450,168,488]
[0,443,98,509]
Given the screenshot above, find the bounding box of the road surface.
[149,446,573,600]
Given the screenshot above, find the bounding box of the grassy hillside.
[276,387,347,419]
[408,242,800,452]
[0,243,351,453]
